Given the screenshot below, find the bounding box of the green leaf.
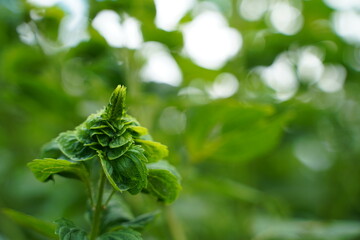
[86,116,109,130]
[122,116,141,127]
[116,124,129,136]
[147,160,181,179]
[213,116,286,162]
[107,142,133,160]
[109,132,132,148]
[40,139,65,159]
[55,218,88,240]
[145,162,181,204]
[122,147,148,194]
[104,85,127,121]
[101,127,116,137]
[90,130,105,138]
[97,134,110,147]
[57,131,97,161]
[100,146,148,194]
[121,212,159,230]
[99,152,129,192]
[128,126,148,136]
[2,208,57,239]
[90,124,109,130]
[101,196,157,232]
[76,113,106,143]
[185,101,290,163]
[27,158,88,182]
[101,195,134,232]
[98,228,142,240]
[105,120,117,132]
[135,139,168,162]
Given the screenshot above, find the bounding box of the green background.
[1,0,360,239]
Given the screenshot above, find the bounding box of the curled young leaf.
[100,146,148,194]
[107,142,133,160]
[101,127,116,137]
[109,132,132,148]
[128,126,148,136]
[146,170,181,204]
[28,158,88,182]
[146,160,181,178]
[145,161,181,204]
[99,153,129,192]
[57,131,97,161]
[97,134,111,147]
[104,85,127,121]
[76,113,106,142]
[135,139,168,163]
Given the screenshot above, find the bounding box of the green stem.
[104,189,116,207]
[90,171,106,240]
[164,205,187,240]
[84,176,94,207]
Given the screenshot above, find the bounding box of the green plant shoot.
[25,85,181,240]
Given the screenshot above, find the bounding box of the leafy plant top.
[24,85,181,239]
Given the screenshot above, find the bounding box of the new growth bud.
[105,85,127,121]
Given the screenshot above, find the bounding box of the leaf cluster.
[25,85,181,239]
[29,85,180,201]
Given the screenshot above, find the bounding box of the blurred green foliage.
[1,0,360,239]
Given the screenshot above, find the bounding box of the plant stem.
[85,176,94,207]
[104,188,116,207]
[90,171,106,240]
[164,205,187,240]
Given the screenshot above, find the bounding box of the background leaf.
[101,195,134,232]
[2,0,360,239]
[101,196,158,232]
[120,212,159,230]
[2,208,57,239]
[98,228,142,240]
[55,218,88,240]
[185,101,290,163]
